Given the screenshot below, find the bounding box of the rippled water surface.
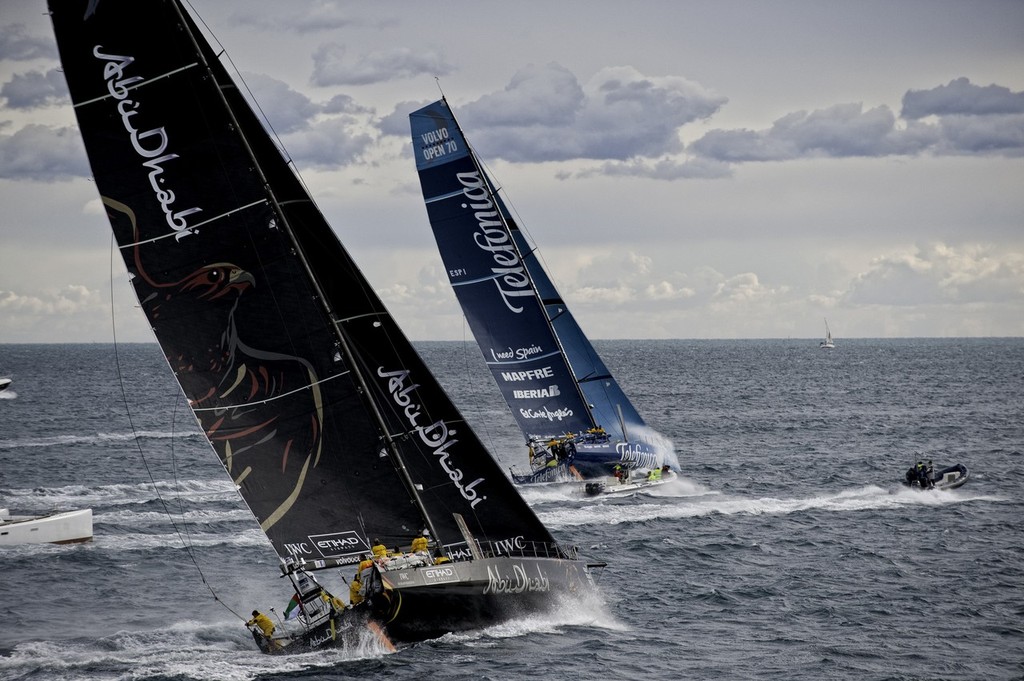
[1,339,1021,680]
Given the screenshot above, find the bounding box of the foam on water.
[537,483,1005,528]
[0,619,395,681]
[0,429,202,450]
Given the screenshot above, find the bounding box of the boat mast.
[171,1,443,546]
[441,97,600,434]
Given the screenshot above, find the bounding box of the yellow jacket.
[247,612,275,637]
[350,579,364,606]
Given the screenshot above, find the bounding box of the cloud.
[227,3,363,34]
[279,116,374,168]
[843,242,1024,306]
[243,72,321,134]
[1,69,68,109]
[0,124,90,181]
[902,77,1024,119]
[935,113,1024,155]
[0,23,57,61]
[312,43,453,86]
[323,93,373,115]
[691,79,1024,164]
[427,64,727,164]
[691,103,938,161]
[0,285,99,316]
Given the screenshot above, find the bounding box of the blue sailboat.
[409,98,672,483]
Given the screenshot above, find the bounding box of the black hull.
[371,556,595,642]
[258,556,595,652]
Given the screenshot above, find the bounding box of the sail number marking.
[420,127,458,161]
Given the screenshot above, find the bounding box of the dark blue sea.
[1,339,1022,680]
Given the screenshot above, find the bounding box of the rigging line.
[459,316,502,455]
[107,232,244,622]
[184,0,319,203]
[190,368,349,413]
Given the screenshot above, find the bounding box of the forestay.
[49,0,556,569]
[410,99,647,445]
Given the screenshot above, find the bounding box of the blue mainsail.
[410,99,664,478]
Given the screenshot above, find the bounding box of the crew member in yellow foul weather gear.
[358,553,374,572]
[247,610,275,637]
[411,532,428,554]
[349,574,364,606]
[371,539,387,559]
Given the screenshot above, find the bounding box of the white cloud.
[843,242,1024,306]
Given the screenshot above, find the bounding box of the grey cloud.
[1,68,68,109]
[323,93,373,115]
[312,43,453,86]
[692,79,1024,165]
[902,78,1024,119]
[460,63,585,128]
[450,64,727,162]
[937,113,1024,155]
[0,124,90,181]
[279,116,374,168]
[243,72,321,134]
[379,99,431,137]
[0,23,56,61]
[691,103,936,162]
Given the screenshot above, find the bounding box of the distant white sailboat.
[820,319,835,349]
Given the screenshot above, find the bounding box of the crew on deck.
[247,610,275,638]
[349,573,363,607]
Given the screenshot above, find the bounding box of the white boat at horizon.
[820,319,835,349]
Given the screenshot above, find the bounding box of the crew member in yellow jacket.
[349,574,364,606]
[247,610,275,637]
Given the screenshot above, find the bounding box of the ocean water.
[0,339,1021,680]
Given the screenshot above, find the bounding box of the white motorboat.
[0,507,93,546]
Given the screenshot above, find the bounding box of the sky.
[1,0,1022,343]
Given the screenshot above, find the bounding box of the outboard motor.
[584,482,605,496]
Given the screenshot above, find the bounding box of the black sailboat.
[49,0,597,651]
[409,99,673,484]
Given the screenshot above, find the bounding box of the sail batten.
[410,99,651,448]
[51,0,558,567]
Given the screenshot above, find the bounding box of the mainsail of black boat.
[410,99,671,483]
[49,0,596,651]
